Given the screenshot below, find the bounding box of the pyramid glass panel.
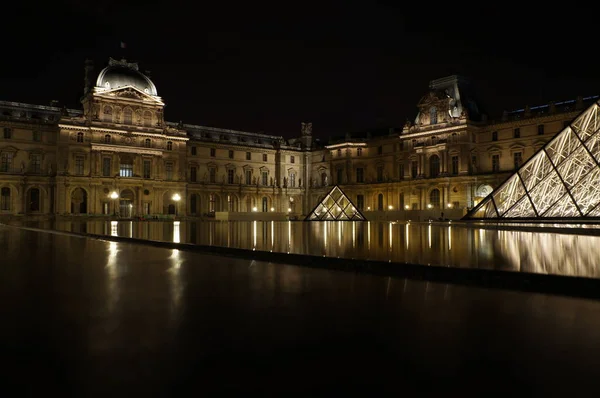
[305,185,367,221]
[542,193,581,218]
[545,127,581,167]
[492,174,526,216]
[570,168,600,215]
[503,196,537,218]
[518,151,554,191]
[555,145,597,188]
[571,104,600,142]
[463,99,600,220]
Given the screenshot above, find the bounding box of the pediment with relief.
[102,86,162,103]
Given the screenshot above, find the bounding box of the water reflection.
[45,220,600,279]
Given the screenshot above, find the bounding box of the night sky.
[2,1,599,139]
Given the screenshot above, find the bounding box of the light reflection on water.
[50,220,600,279]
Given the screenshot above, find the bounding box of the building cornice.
[91,143,163,156]
[59,124,188,141]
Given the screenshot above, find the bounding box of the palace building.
[0,58,593,220]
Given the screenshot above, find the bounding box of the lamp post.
[172,193,181,217]
[110,191,119,216]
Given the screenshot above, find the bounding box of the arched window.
[143,111,152,127]
[430,189,440,208]
[104,134,111,144]
[123,108,133,124]
[377,193,384,211]
[430,107,437,125]
[76,132,84,143]
[0,187,10,210]
[103,106,112,122]
[321,172,328,186]
[262,197,268,212]
[28,188,40,212]
[430,155,440,177]
[145,138,151,147]
[167,141,173,151]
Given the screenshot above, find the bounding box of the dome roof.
[96,58,157,96]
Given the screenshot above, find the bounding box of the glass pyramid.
[305,185,367,221]
[464,100,600,220]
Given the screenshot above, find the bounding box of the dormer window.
[430,107,438,125]
[104,134,111,144]
[166,141,173,151]
[104,82,110,89]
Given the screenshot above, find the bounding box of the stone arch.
[225,193,239,212]
[429,188,441,208]
[242,194,255,212]
[26,185,47,213]
[208,192,221,212]
[162,190,182,215]
[120,188,135,217]
[70,187,88,214]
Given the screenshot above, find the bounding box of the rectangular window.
[0,152,13,172]
[33,130,41,142]
[357,147,362,156]
[514,128,520,138]
[337,168,343,184]
[290,155,295,163]
[246,152,251,160]
[398,163,404,180]
[451,156,459,175]
[377,165,384,182]
[75,156,84,175]
[399,193,405,209]
[538,124,545,135]
[190,166,197,182]
[120,163,133,177]
[289,173,296,187]
[227,169,235,184]
[356,194,364,210]
[102,202,109,215]
[261,171,268,186]
[1,187,9,210]
[209,168,216,183]
[245,169,252,185]
[30,154,41,173]
[166,162,173,180]
[191,146,197,156]
[411,161,418,178]
[492,131,498,141]
[229,150,234,159]
[263,154,267,162]
[356,167,364,183]
[513,152,523,169]
[492,154,500,172]
[143,160,151,179]
[102,158,111,177]
[210,148,216,157]
[377,145,383,155]
[3,128,11,139]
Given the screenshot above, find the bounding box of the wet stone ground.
[1,225,600,395]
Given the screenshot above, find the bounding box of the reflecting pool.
[25,220,600,279]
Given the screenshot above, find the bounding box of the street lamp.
[110,191,119,216]
[172,193,181,216]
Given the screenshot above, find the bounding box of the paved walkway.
[2,225,600,395]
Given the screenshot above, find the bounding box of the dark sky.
[2,1,599,139]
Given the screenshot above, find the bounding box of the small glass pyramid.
[305,185,367,221]
[464,100,600,219]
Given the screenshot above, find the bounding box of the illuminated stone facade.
[0,61,592,220]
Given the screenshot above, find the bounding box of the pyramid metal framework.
[305,185,367,221]
[464,100,600,220]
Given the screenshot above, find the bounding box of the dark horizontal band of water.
[7,223,600,301]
